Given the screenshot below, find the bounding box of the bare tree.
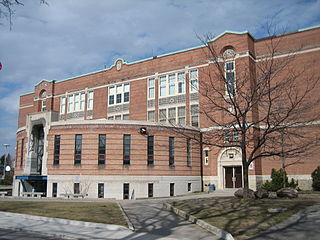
[0,0,47,29]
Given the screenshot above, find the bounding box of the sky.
[0,0,319,157]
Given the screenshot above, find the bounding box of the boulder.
[234,188,255,199]
[268,192,277,199]
[255,189,269,199]
[276,188,298,198]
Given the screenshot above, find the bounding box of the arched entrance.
[217,148,243,189]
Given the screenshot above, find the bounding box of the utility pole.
[2,144,10,180]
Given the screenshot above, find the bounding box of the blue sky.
[0,0,319,156]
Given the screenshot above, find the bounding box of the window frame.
[98,134,106,165]
[60,96,66,114]
[67,92,86,113]
[74,134,82,165]
[225,61,236,97]
[53,135,60,165]
[158,72,186,98]
[169,137,174,167]
[109,83,130,106]
[189,69,198,93]
[190,104,199,127]
[187,138,191,167]
[123,134,131,165]
[148,78,155,99]
[147,136,154,166]
[87,90,94,110]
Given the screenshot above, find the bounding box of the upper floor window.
[187,138,191,167]
[159,72,185,97]
[109,83,130,105]
[74,134,82,165]
[53,135,60,165]
[148,78,155,99]
[68,92,85,113]
[169,137,174,166]
[224,129,239,142]
[225,61,235,96]
[60,96,66,114]
[204,148,209,165]
[123,134,131,165]
[41,100,46,112]
[98,134,106,165]
[190,69,198,92]
[190,104,199,127]
[147,136,154,166]
[87,90,94,110]
[159,106,186,125]
[147,110,155,121]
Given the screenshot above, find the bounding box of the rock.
[268,192,277,199]
[277,188,298,198]
[255,189,269,199]
[234,188,255,198]
[267,207,287,213]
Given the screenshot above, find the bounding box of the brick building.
[13,25,320,199]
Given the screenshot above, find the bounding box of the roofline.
[24,24,320,89]
[20,92,34,97]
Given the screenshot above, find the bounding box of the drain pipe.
[200,132,204,192]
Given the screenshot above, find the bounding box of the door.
[224,166,242,188]
[225,167,233,188]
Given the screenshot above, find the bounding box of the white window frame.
[87,90,94,110]
[159,72,185,98]
[225,61,236,96]
[108,83,130,106]
[189,69,198,93]
[190,104,199,127]
[108,113,129,120]
[159,106,186,125]
[147,110,155,121]
[204,148,209,165]
[60,96,66,114]
[148,78,155,99]
[67,92,85,113]
[41,100,46,112]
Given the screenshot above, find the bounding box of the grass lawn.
[0,201,127,227]
[172,195,320,240]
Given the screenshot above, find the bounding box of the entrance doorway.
[224,166,242,188]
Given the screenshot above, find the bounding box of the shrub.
[312,166,320,191]
[261,168,298,191]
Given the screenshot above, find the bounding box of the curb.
[117,202,135,231]
[0,211,129,231]
[163,202,234,240]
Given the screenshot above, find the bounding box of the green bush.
[312,166,320,191]
[261,168,298,191]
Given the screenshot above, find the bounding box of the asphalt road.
[0,228,61,240]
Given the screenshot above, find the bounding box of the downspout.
[200,131,204,192]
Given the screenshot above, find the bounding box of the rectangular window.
[147,136,154,166]
[187,138,191,167]
[41,100,46,112]
[67,92,85,112]
[20,138,24,167]
[204,149,209,165]
[123,134,131,165]
[148,78,155,99]
[159,76,167,97]
[224,130,230,142]
[190,104,199,127]
[178,106,186,125]
[68,95,74,112]
[74,93,80,111]
[168,74,176,95]
[147,111,155,121]
[170,183,174,196]
[108,116,114,120]
[74,134,82,165]
[53,135,60,165]
[168,107,176,124]
[188,183,192,192]
[52,183,57,197]
[60,96,66,114]
[98,134,106,165]
[190,69,198,92]
[123,183,129,200]
[98,183,104,198]
[169,137,174,166]
[74,183,80,194]
[148,183,153,198]
[115,115,121,120]
[233,129,239,142]
[109,84,130,105]
[87,91,94,110]
[159,109,167,123]
[123,114,129,120]
[80,92,85,110]
[225,61,235,96]
[178,72,185,94]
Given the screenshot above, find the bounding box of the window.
[190,104,199,127]
[123,114,129,120]
[20,138,24,167]
[148,183,153,198]
[188,183,192,192]
[108,114,130,120]
[60,96,66,114]
[98,183,104,198]
[123,134,131,165]
[159,72,185,97]
[169,137,174,166]
[159,106,186,125]
[224,130,230,142]
[233,129,239,142]
[109,83,130,105]
[170,183,174,196]
[123,183,129,200]
[87,91,94,110]
[98,134,106,165]
[178,106,186,125]
[147,111,155,121]
[41,100,46,112]
[204,149,209,165]
[147,136,154,166]
[148,78,155,99]
[74,183,80,194]
[74,134,82,165]
[190,69,198,92]
[224,129,239,142]
[187,138,191,167]
[67,92,85,112]
[52,183,57,197]
[53,135,60,165]
[225,61,235,96]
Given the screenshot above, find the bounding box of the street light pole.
[2,144,10,180]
